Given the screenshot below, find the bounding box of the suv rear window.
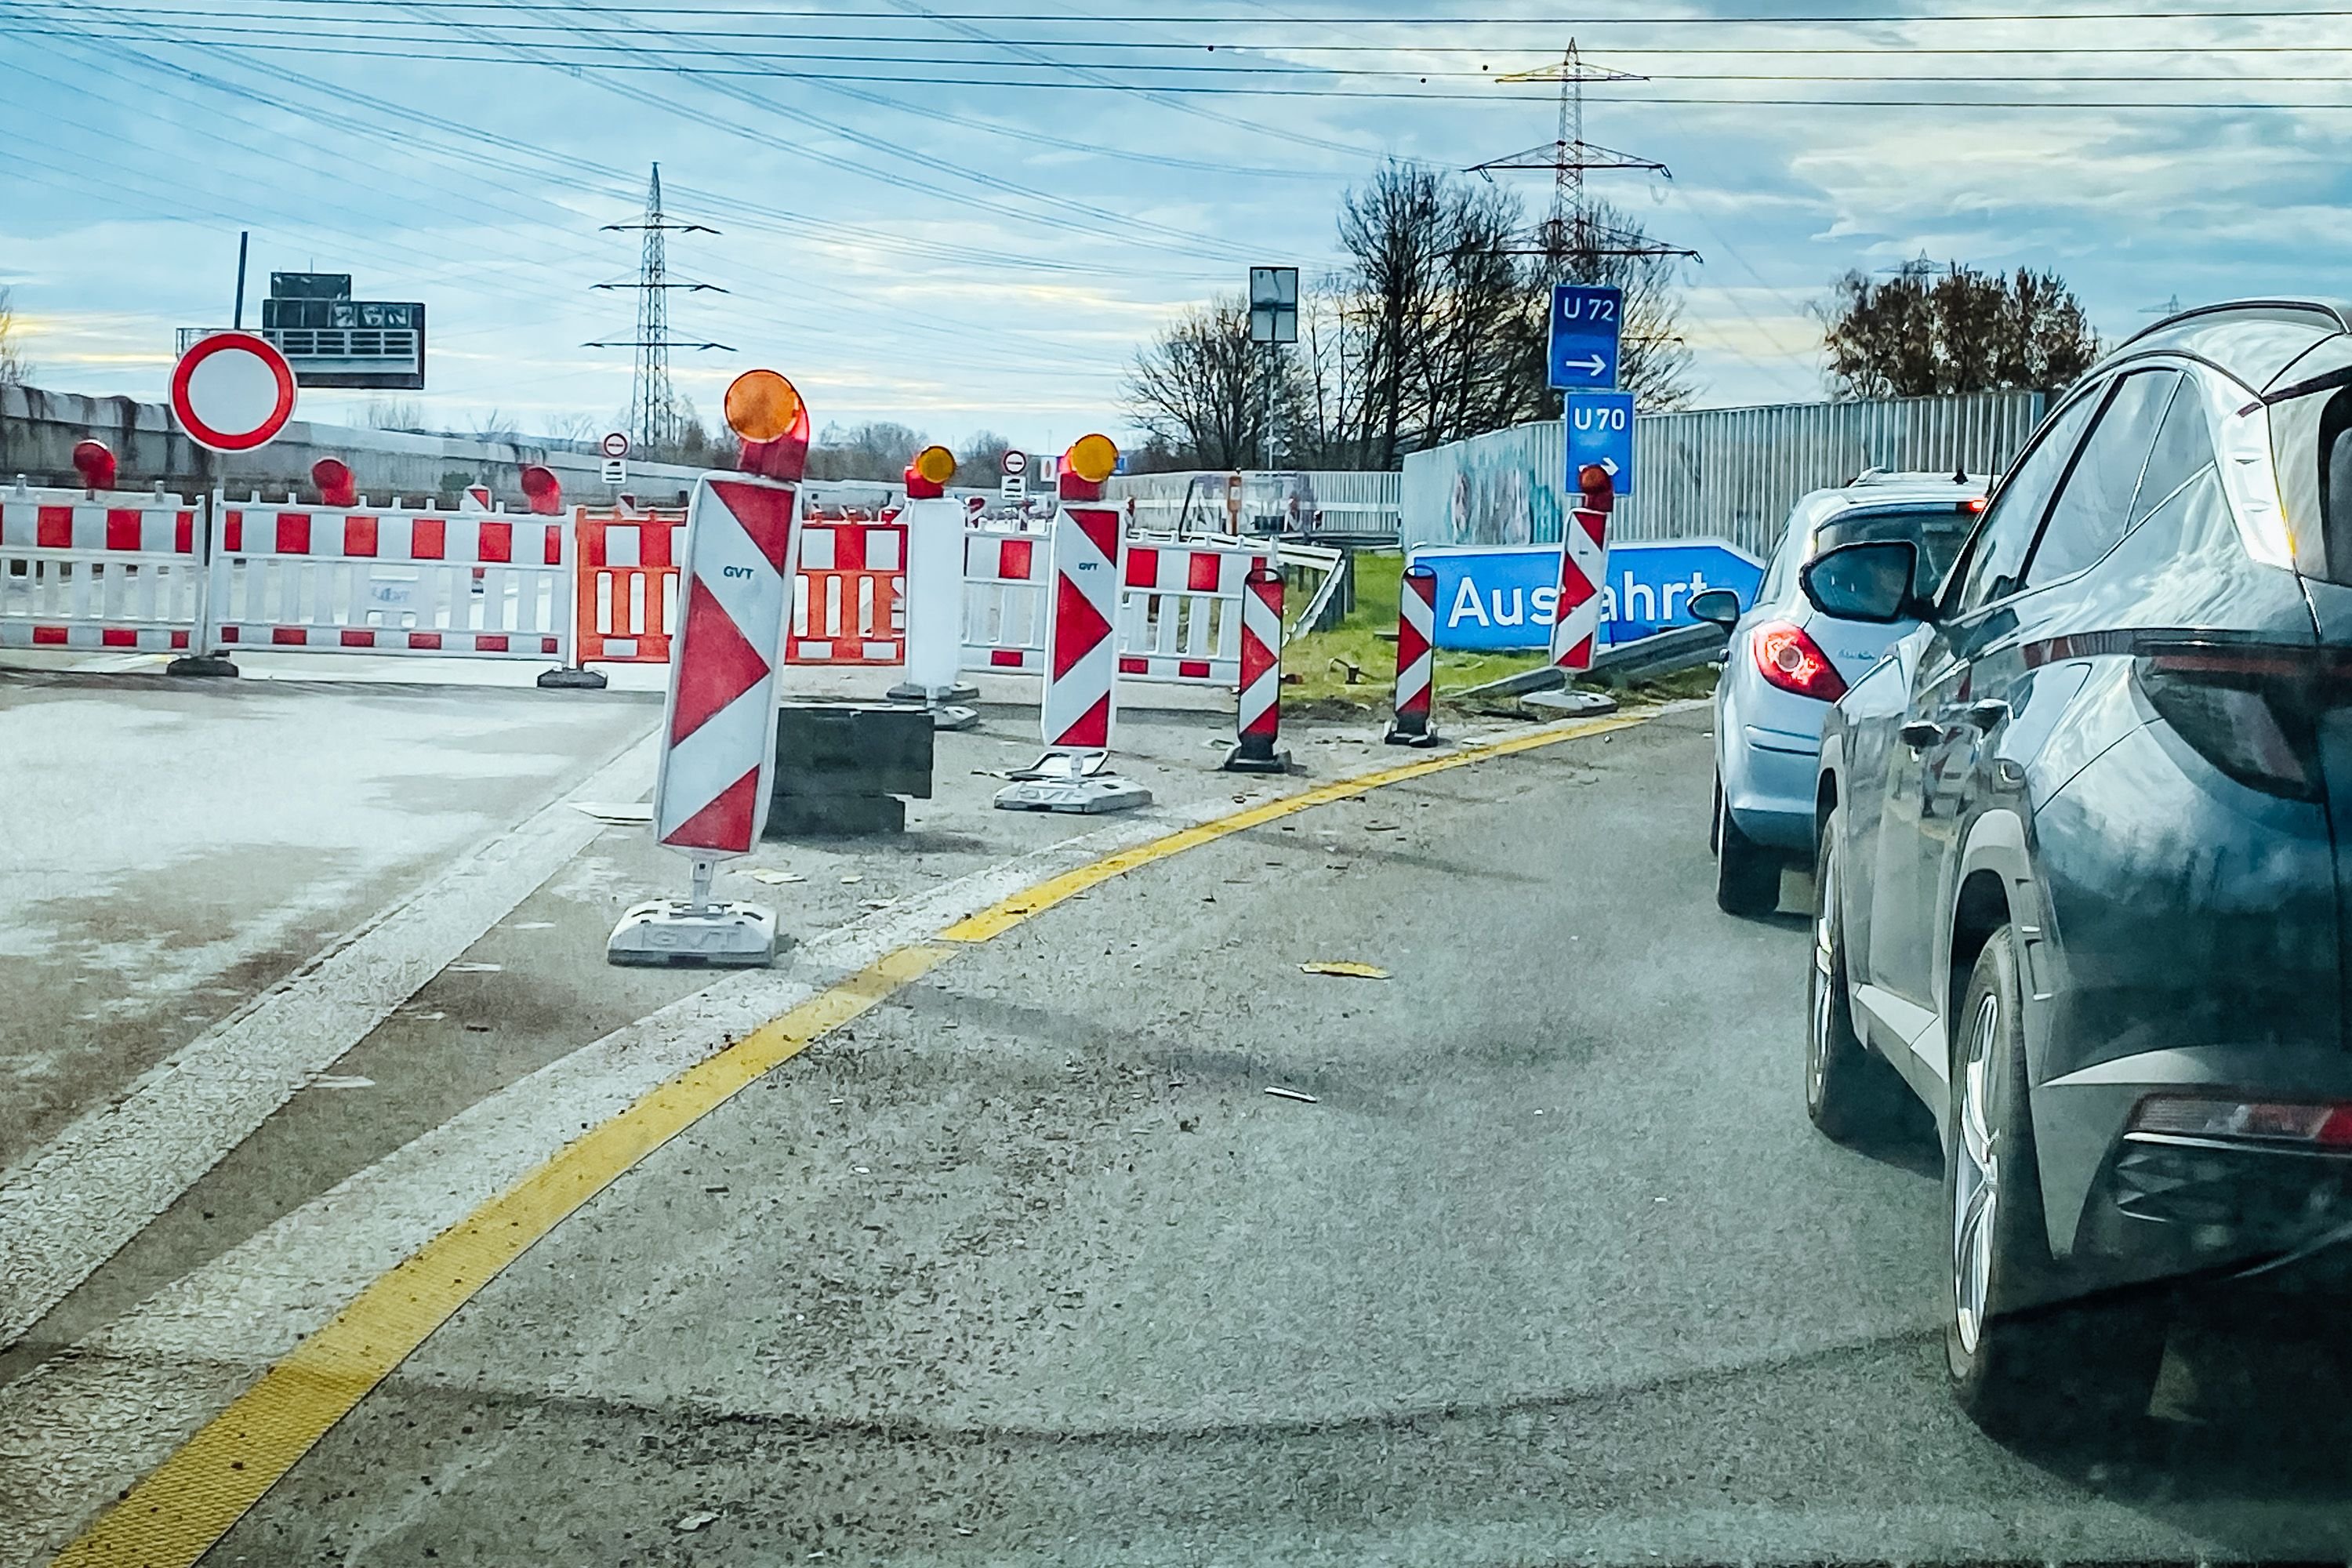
[1813,506,1979,597]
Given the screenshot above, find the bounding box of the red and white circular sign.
[170,332,296,453]
[601,430,631,459]
[1000,448,1027,477]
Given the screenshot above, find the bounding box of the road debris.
[306,1074,375,1091]
[1299,961,1391,979]
[571,801,653,824]
[674,1511,719,1534]
[745,868,805,886]
[447,961,503,974]
[1265,1086,1320,1105]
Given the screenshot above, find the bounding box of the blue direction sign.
[1548,284,1622,390]
[1565,389,1635,498]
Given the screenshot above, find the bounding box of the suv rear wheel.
[1945,927,2166,1436]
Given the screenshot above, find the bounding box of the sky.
[3,1,2350,457]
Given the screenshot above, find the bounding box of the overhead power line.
[12,0,2350,18]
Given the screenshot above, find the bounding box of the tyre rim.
[1953,991,2002,1356]
[1808,846,1835,1107]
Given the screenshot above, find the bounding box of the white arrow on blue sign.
[1548,284,1623,390]
[1565,388,1635,498]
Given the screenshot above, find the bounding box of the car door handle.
[1899,719,1945,750]
[1964,699,2010,733]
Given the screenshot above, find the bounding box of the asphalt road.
[179,707,2352,1566]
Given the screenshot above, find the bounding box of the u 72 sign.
[1548,284,1622,390]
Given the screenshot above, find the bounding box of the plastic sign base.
[1220,743,1294,775]
[1382,722,1445,748]
[993,775,1153,814]
[537,666,610,691]
[606,898,778,967]
[165,653,238,679]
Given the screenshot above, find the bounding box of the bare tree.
[808,420,929,481]
[957,429,1015,478]
[364,396,426,432]
[1820,260,2099,399]
[469,408,521,445]
[1121,295,1271,469]
[0,287,27,387]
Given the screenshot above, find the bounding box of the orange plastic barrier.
[572,506,684,666]
[786,518,905,666]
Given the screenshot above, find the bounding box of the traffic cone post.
[995,434,1152,814]
[1383,562,1443,747]
[607,369,808,967]
[1222,563,1291,774]
[887,444,978,728]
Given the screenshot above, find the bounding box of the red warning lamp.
[311,456,358,508]
[1061,433,1119,501]
[1576,463,1615,515]
[905,444,956,500]
[725,369,810,484]
[71,439,117,493]
[519,463,563,516]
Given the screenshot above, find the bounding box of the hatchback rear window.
[1813,507,1979,597]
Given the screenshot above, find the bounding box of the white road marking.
[0,731,661,1348]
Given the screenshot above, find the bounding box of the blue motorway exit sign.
[1548,284,1622,390]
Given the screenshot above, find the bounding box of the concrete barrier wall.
[0,383,707,509]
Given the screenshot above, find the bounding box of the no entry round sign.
[601,430,631,459]
[170,332,296,453]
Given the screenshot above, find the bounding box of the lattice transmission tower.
[587,163,730,453]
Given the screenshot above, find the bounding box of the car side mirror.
[1687,588,1742,629]
[1800,539,1924,625]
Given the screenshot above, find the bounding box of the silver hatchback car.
[1693,471,1987,916]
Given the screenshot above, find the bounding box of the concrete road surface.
[34,706,2329,1566]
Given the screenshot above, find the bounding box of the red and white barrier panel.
[1384,561,1439,746]
[789,518,903,666]
[962,518,1051,673]
[1116,536,1269,685]
[0,484,202,652]
[1551,464,1616,673]
[1042,495,1122,750]
[572,506,684,666]
[202,500,570,658]
[1223,563,1290,773]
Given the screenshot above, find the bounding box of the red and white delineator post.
[887,445,978,728]
[1384,561,1442,747]
[1221,563,1290,773]
[1549,463,1616,673]
[608,369,808,968]
[994,434,1152,815]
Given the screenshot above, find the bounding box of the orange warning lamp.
[1577,462,1615,515]
[726,368,810,483]
[1061,432,1118,499]
[905,444,956,499]
[311,456,358,507]
[71,439,117,494]
[519,463,564,516]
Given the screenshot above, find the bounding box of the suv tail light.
[1751,620,1847,702]
[2131,1093,2352,1147]
[2129,640,2352,802]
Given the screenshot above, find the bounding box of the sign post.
[1546,285,1628,674]
[169,330,299,678]
[1000,448,1028,506]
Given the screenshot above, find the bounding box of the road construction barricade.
[788,517,903,665]
[0,483,205,652]
[203,496,571,658]
[572,505,685,666]
[1116,534,1271,685]
[961,516,1052,673]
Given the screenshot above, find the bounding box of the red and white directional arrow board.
[1549,505,1610,672]
[652,473,800,857]
[1040,500,1123,749]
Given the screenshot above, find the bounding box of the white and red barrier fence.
[1116,535,1269,686]
[789,518,903,666]
[203,499,571,657]
[0,483,204,652]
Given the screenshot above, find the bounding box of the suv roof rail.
[2116,298,2352,354]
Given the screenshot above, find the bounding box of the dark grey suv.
[1805,299,2352,1434]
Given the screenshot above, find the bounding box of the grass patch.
[1282,550,1549,709]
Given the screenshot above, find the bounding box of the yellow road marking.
[56,706,1654,1567]
[940,711,1647,942]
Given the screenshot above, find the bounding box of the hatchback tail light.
[1751,620,1847,702]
